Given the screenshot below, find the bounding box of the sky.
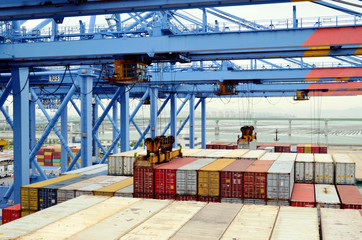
[12,0,362,119]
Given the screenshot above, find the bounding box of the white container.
[314,154,334,184]
[69,199,171,240]
[114,184,134,198]
[267,200,290,206]
[315,184,341,209]
[241,150,266,160]
[270,207,319,240]
[276,153,297,162]
[62,164,106,175]
[332,153,355,184]
[21,197,140,240]
[120,201,206,240]
[264,146,275,152]
[221,205,279,240]
[295,153,314,183]
[243,199,266,205]
[320,208,361,240]
[0,195,109,239]
[57,175,107,203]
[260,152,280,161]
[75,176,129,197]
[223,149,249,159]
[171,203,241,240]
[220,198,243,204]
[181,149,203,157]
[176,158,215,195]
[267,161,294,200]
[108,150,146,176]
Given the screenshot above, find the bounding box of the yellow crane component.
[215,81,237,96]
[294,90,310,101]
[237,126,257,144]
[0,139,8,152]
[134,136,182,167]
[104,59,149,83]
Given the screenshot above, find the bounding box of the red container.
[220,160,255,198]
[206,144,214,149]
[44,162,52,166]
[133,166,155,194]
[155,194,176,200]
[154,158,197,195]
[297,144,305,153]
[291,183,315,208]
[218,143,230,149]
[319,144,327,153]
[243,160,274,199]
[336,185,362,209]
[311,144,319,154]
[226,144,234,150]
[198,196,220,203]
[176,195,197,201]
[44,155,52,160]
[257,146,266,150]
[133,193,154,199]
[2,204,21,224]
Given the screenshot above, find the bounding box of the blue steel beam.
[1,27,360,63]
[333,56,362,66]
[70,99,81,116]
[170,93,177,148]
[0,1,316,21]
[113,101,119,154]
[92,100,99,163]
[30,89,81,169]
[131,119,143,136]
[61,96,68,173]
[95,96,120,136]
[133,96,170,149]
[161,94,189,135]
[129,88,150,123]
[201,98,206,149]
[0,106,14,130]
[29,94,37,177]
[313,1,362,17]
[150,87,159,138]
[120,86,130,152]
[0,78,12,109]
[177,98,202,137]
[189,94,195,148]
[12,67,30,204]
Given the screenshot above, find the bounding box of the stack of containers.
[291,183,315,208]
[315,154,334,184]
[304,144,312,153]
[332,153,355,184]
[198,158,235,202]
[43,147,54,166]
[108,149,146,176]
[57,175,104,203]
[2,204,21,224]
[243,160,274,205]
[69,147,81,166]
[75,176,129,197]
[62,164,108,175]
[319,144,327,153]
[336,185,362,209]
[297,144,327,153]
[311,144,319,154]
[38,174,96,210]
[94,177,133,197]
[20,174,81,216]
[295,154,314,183]
[266,160,294,206]
[274,144,291,153]
[296,144,304,153]
[176,158,215,201]
[133,161,161,199]
[36,148,45,166]
[315,184,341,218]
[154,158,198,200]
[51,146,61,167]
[114,184,134,198]
[240,150,266,161]
[220,159,255,203]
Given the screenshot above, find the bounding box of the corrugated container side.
[154,194,176,200]
[21,174,81,211]
[155,158,198,195]
[320,208,361,240]
[336,185,362,209]
[2,204,21,224]
[133,193,154,199]
[291,183,315,208]
[266,200,290,206]
[171,203,242,240]
[295,153,314,183]
[332,153,355,185]
[198,159,235,197]
[221,205,279,240]
[94,177,133,196]
[220,198,243,204]
[243,198,266,205]
[314,154,334,184]
[267,161,294,200]
[120,201,206,240]
[21,210,37,217]
[176,195,197,201]
[244,160,274,199]
[75,176,129,197]
[198,196,220,202]
[114,184,133,198]
[133,166,155,194]
[270,207,319,240]
[297,144,304,153]
[304,144,312,153]
[220,160,254,198]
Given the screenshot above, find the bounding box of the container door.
[176,170,186,195]
[295,162,304,182]
[305,162,314,183]
[346,163,355,185]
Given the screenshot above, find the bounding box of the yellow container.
[21,174,81,211]
[305,144,312,153]
[38,162,44,166]
[94,177,133,196]
[53,147,61,152]
[36,155,44,159]
[21,210,37,217]
[198,158,235,197]
[53,162,61,167]
[44,152,52,156]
